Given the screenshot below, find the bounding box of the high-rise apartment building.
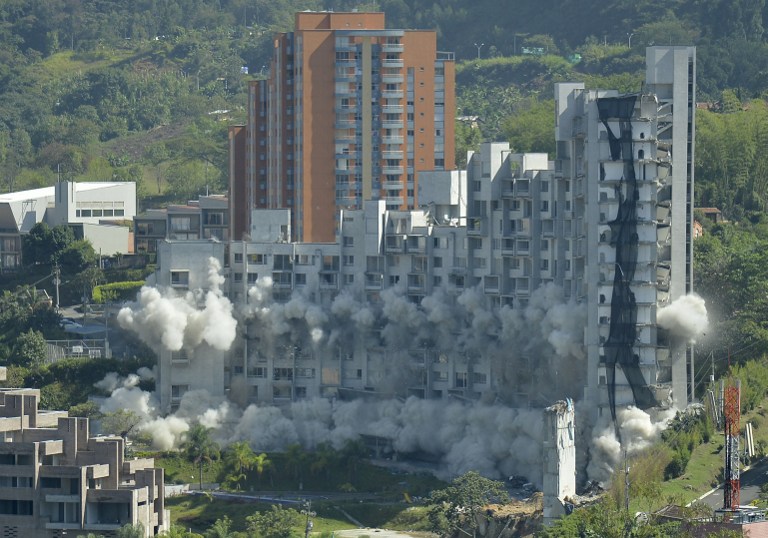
[229,11,455,243]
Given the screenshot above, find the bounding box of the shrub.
[664,451,690,480]
[92,281,144,303]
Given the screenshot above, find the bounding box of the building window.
[273,368,293,380]
[296,368,316,378]
[343,236,354,247]
[248,367,267,378]
[206,212,224,225]
[274,254,292,270]
[170,271,189,287]
[455,372,468,388]
[171,384,189,400]
[344,274,355,285]
[234,253,243,263]
[170,217,192,231]
[295,273,307,286]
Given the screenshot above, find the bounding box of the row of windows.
[76,208,125,218]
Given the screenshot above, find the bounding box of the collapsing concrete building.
[136,47,696,420]
[543,399,576,526]
[556,46,697,424]
[117,47,699,486]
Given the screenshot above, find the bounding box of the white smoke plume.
[586,406,677,484]
[96,372,549,484]
[657,294,709,343]
[107,256,701,487]
[117,257,237,352]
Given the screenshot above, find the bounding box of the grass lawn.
[167,496,376,535]
[659,403,768,506]
[659,436,724,505]
[342,503,432,531]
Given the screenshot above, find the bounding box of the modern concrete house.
[0,181,136,272]
[0,369,168,537]
[229,11,456,243]
[133,194,228,264]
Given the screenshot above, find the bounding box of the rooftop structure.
[133,195,228,264]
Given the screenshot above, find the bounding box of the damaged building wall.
[543,399,576,526]
[555,46,696,424]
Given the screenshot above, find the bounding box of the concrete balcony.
[46,493,79,503]
[381,74,404,84]
[381,44,404,53]
[46,522,82,530]
[467,216,487,235]
[382,135,403,144]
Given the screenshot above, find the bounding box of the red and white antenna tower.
[723,378,741,509]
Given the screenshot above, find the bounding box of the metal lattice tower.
[723,379,741,509]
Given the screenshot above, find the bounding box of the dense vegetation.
[0,0,765,211]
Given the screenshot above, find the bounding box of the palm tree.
[223,441,256,491]
[340,439,368,484]
[181,424,220,490]
[283,443,307,488]
[310,442,337,480]
[253,452,273,487]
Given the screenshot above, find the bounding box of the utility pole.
[624,449,630,513]
[301,500,316,538]
[53,265,61,312]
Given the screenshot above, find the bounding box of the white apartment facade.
[150,47,694,419]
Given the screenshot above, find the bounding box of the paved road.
[334,530,433,538]
[697,457,768,509]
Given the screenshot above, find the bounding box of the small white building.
[0,181,136,271]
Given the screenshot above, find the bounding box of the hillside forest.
[0,0,767,375]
